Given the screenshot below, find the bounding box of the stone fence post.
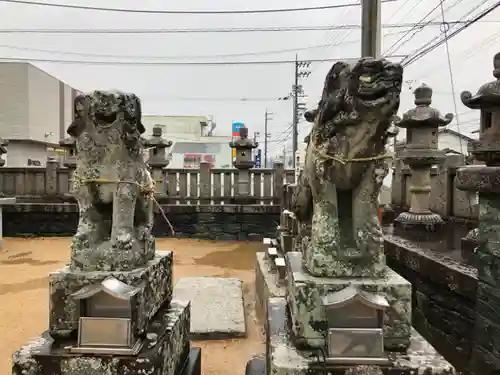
[45,157,59,195]
[199,161,212,204]
[273,162,284,206]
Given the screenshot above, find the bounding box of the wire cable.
[401,0,500,67]
[382,1,445,56]
[0,22,490,34]
[0,39,368,60]
[0,0,395,14]
[400,0,489,64]
[0,55,406,66]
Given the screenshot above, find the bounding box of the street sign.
[255,149,262,168]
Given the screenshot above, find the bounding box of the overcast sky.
[0,0,498,157]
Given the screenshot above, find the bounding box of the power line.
[402,0,500,67]
[0,38,369,60]
[0,0,395,14]
[0,55,406,66]
[400,0,489,62]
[382,0,445,56]
[1,22,494,34]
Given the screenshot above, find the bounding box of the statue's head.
[348,57,403,103]
[67,90,145,138]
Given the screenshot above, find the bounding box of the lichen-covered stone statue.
[67,90,155,271]
[293,57,402,277]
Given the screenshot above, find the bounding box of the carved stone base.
[71,234,156,272]
[286,252,411,352]
[12,300,191,375]
[49,251,173,337]
[263,298,456,375]
[394,211,444,231]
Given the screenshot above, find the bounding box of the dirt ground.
[0,237,265,375]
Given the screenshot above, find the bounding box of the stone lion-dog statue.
[292,57,402,277]
[67,90,155,272]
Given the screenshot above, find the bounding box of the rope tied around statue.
[75,177,176,237]
[311,143,393,165]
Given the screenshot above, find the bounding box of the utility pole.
[292,56,311,168]
[264,109,273,168]
[292,55,299,169]
[361,0,382,58]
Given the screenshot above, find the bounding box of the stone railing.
[391,154,478,221]
[0,160,296,205]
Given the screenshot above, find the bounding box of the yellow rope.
[312,145,393,165]
[80,178,176,236]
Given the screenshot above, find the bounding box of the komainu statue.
[67,90,155,272]
[293,57,402,277]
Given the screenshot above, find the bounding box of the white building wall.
[27,64,60,144]
[0,63,29,140]
[4,142,49,167]
[437,132,469,154]
[63,83,74,137]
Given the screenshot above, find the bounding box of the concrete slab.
[173,277,246,340]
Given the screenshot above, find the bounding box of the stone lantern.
[229,127,258,201]
[144,125,172,197]
[455,51,500,375]
[144,125,172,167]
[0,138,7,167]
[394,83,453,230]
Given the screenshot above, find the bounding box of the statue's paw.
[112,231,134,250]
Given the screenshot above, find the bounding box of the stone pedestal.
[12,251,192,375]
[265,298,455,375]
[286,252,412,352]
[49,251,173,337]
[394,83,452,231]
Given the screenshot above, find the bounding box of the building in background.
[142,115,232,169]
[396,128,475,156]
[0,62,77,167]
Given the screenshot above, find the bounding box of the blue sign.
[232,121,245,135]
[255,149,262,168]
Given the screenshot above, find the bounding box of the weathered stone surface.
[67,90,156,272]
[3,203,280,241]
[384,237,477,373]
[292,57,402,278]
[286,251,411,352]
[49,250,173,337]
[255,252,286,318]
[12,300,190,375]
[266,297,456,375]
[173,277,246,339]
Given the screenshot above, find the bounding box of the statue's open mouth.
[94,112,117,127]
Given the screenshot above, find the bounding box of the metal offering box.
[321,285,390,365]
[69,276,144,355]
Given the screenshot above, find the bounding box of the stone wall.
[3,203,280,240]
[391,154,478,221]
[384,236,478,373]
